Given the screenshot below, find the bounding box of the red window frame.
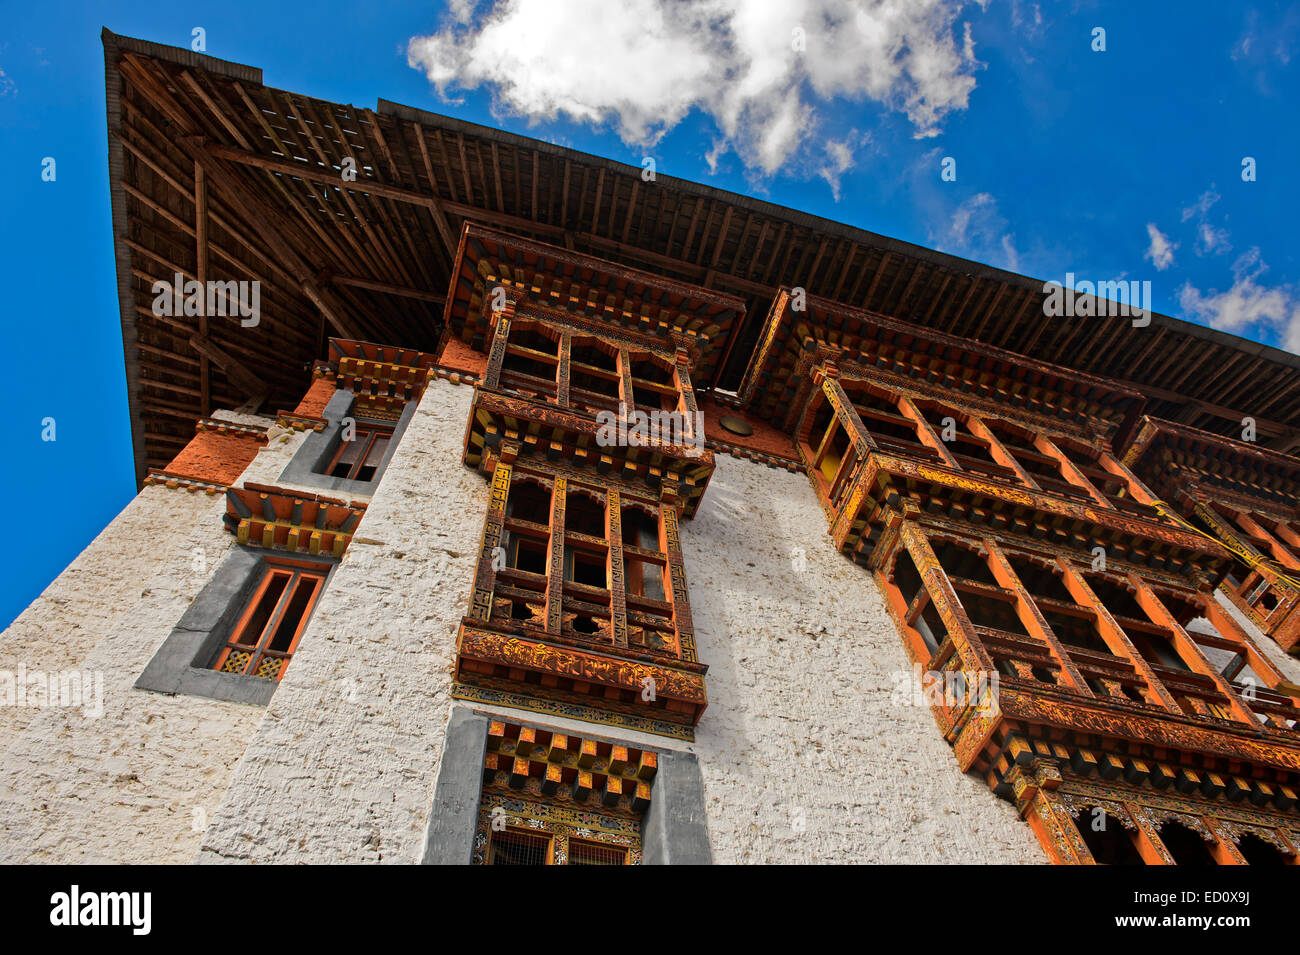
[213,560,326,681]
[325,425,393,481]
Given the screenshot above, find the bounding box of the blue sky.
[0,0,1297,629]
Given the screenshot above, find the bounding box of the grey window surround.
[134,545,337,706]
[278,389,416,496]
[419,707,712,864]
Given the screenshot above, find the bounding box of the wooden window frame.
[884,525,1300,731]
[324,423,394,482]
[212,559,326,681]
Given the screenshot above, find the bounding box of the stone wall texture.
[0,412,281,863]
[15,383,1284,864]
[197,378,484,863]
[682,454,1044,863]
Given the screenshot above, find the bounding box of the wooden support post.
[1202,598,1300,705]
[898,396,958,468]
[617,348,634,414]
[984,541,1091,693]
[660,490,698,663]
[1204,818,1249,865]
[1036,434,1110,507]
[556,333,572,409]
[1056,559,1181,711]
[194,161,210,414]
[545,477,567,634]
[1235,511,1300,571]
[967,416,1040,490]
[674,349,701,449]
[1128,573,1261,725]
[898,522,997,675]
[1126,804,1176,865]
[483,303,513,390]
[606,489,628,647]
[471,446,515,622]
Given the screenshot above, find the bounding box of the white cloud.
[938,192,1018,271]
[1196,222,1231,256]
[407,0,981,178]
[816,131,869,201]
[1181,189,1220,222]
[1179,249,1300,353]
[1144,223,1176,271]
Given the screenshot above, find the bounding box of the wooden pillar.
[1204,818,1249,865]
[968,416,1041,490]
[820,372,876,457]
[660,486,698,663]
[1235,511,1300,571]
[1126,803,1176,865]
[1055,558,1181,711]
[483,302,514,390]
[471,444,516,622]
[606,488,628,647]
[545,477,567,634]
[1036,434,1110,507]
[556,333,572,408]
[194,161,210,414]
[898,396,958,468]
[673,349,700,448]
[898,522,997,676]
[1097,451,1160,505]
[1202,598,1300,706]
[984,540,1091,693]
[617,348,634,415]
[1005,763,1092,864]
[1129,574,1260,725]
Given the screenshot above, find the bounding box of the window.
[568,838,629,865]
[1236,832,1290,865]
[212,560,325,681]
[325,425,393,482]
[1078,812,1144,865]
[488,828,553,865]
[1157,821,1215,865]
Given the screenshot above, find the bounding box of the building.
[1,29,1299,864]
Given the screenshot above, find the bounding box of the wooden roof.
[1125,415,1300,515]
[440,224,745,383]
[737,289,1145,442]
[102,28,1300,487]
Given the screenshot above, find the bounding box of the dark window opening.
[326,425,393,482]
[621,506,661,551]
[566,549,607,588]
[891,549,948,654]
[512,537,548,575]
[508,480,552,525]
[1237,832,1290,866]
[1158,822,1216,866]
[212,562,324,681]
[570,342,620,406]
[627,556,666,601]
[566,489,607,539]
[1084,574,1148,621]
[1078,812,1145,864]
